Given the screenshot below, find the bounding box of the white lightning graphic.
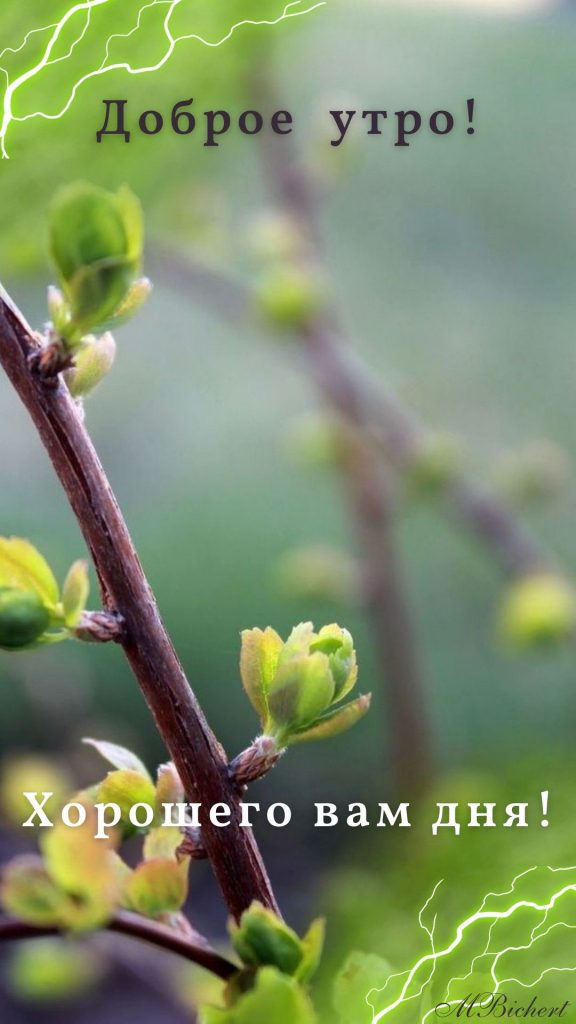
[0,0,325,158]
[367,865,576,1024]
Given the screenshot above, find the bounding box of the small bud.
[0,589,50,650]
[274,545,359,604]
[155,762,185,806]
[495,440,571,506]
[7,939,100,1003]
[61,560,90,626]
[46,286,71,338]
[49,182,144,337]
[230,904,305,975]
[229,903,324,984]
[285,412,352,469]
[63,333,116,399]
[112,277,152,323]
[96,770,157,837]
[406,432,461,495]
[248,212,307,262]
[255,264,324,331]
[0,758,70,827]
[229,736,284,787]
[498,573,576,649]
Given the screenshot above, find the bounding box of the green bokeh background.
[1,0,576,1019]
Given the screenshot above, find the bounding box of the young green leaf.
[333,952,393,1024]
[229,903,323,985]
[200,967,317,1024]
[267,653,335,741]
[61,560,90,627]
[296,918,325,984]
[95,770,157,836]
[83,738,152,782]
[7,938,100,1003]
[288,695,371,745]
[239,627,283,724]
[143,825,183,862]
[155,762,184,808]
[0,537,59,608]
[123,859,188,918]
[0,856,73,928]
[64,333,117,399]
[49,182,145,336]
[239,622,368,748]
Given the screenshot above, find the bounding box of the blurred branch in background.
[150,249,549,580]
[152,63,567,798]
[255,114,432,796]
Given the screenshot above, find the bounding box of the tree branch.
[298,317,432,792]
[255,114,432,792]
[0,289,279,921]
[0,911,237,981]
[153,252,549,579]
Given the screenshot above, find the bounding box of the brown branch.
[298,317,432,792]
[254,112,432,792]
[0,911,237,981]
[153,251,549,579]
[0,290,279,922]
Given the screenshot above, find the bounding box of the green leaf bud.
[239,622,368,746]
[267,651,336,741]
[49,182,144,336]
[64,332,116,399]
[112,277,152,323]
[255,265,324,332]
[273,544,360,605]
[46,286,71,339]
[83,738,152,780]
[498,573,576,649]
[123,859,188,918]
[7,939,100,1003]
[61,560,90,627]
[0,537,59,609]
[201,967,317,1024]
[406,432,461,496]
[248,212,306,262]
[95,770,157,837]
[230,904,306,976]
[0,588,50,650]
[284,412,353,470]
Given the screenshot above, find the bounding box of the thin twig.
[0,912,237,981]
[0,290,279,921]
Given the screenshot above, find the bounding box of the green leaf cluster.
[240,622,370,747]
[0,741,191,930]
[200,967,318,1024]
[230,903,324,984]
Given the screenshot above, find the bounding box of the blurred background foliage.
[1,0,576,1018]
